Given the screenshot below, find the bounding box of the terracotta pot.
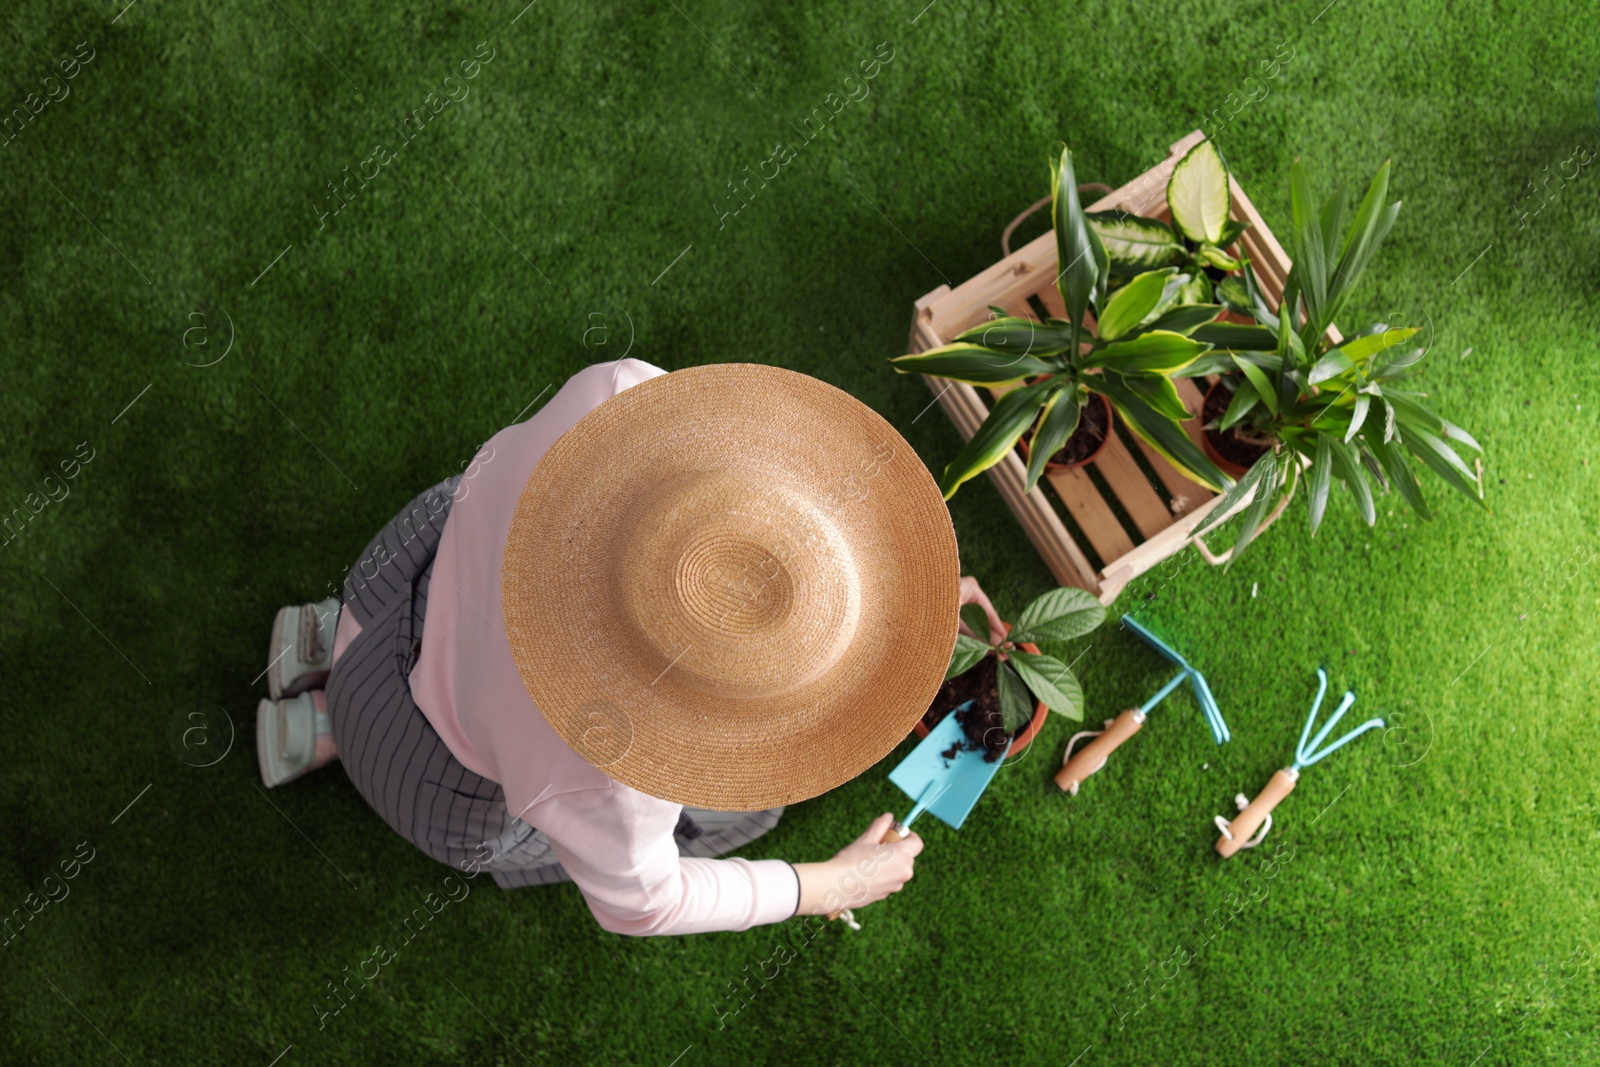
[1200,380,1274,479]
[1016,390,1115,474]
[914,619,1049,760]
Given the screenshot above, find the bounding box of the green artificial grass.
[3,0,1599,1063]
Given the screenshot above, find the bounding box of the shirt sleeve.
[527,784,801,936]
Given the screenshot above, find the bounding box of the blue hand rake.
[1054,615,1230,795]
[1215,668,1385,857]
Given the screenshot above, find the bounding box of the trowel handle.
[1053,708,1145,795]
[1216,768,1297,858]
[826,822,908,921]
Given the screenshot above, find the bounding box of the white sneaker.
[267,597,341,699]
[256,692,332,788]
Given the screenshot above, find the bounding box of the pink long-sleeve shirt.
[330,359,801,935]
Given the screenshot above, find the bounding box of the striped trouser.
[325,477,785,889]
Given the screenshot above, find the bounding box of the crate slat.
[1128,432,1213,517]
[1036,285,1066,321]
[1090,433,1174,538]
[1097,494,1227,602]
[1045,466,1136,562]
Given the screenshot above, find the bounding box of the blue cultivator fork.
[1215,668,1385,857]
[1054,616,1230,795]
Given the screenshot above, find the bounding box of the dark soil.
[920,653,1013,763]
[1017,393,1111,468]
[1202,382,1273,469]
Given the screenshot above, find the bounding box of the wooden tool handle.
[826,822,907,921]
[1053,708,1145,795]
[1216,768,1297,858]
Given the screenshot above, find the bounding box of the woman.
[255,359,1004,936]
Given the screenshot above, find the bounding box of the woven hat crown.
[502,363,960,810]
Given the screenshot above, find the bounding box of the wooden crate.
[908,130,1315,605]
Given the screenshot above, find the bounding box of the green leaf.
[1176,351,1237,378]
[1308,349,1354,386]
[1404,426,1486,505]
[1086,211,1186,271]
[946,634,991,680]
[1141,303,1222,336]
[1177,351,1235,377]
[1218,378,1260,430]
[1277,270,1300,357]
[1334,326,1422,369]
[1007,651,1085,721]
[1097,269,1176,340]
[1328,438,1375,525]
[1325,161,1395,327]
[1384,391,1445,436]
[1010,586,1106,642]
[1232,354,1277,416]
[1218,218,1251,246]
[1087,330,1209,375]
[1288,158,1330,328]
[1123,373,1193,423]
[995,658,1035,733]
[1091,224,1111,316]
[1442,419,1483,453]
[1345,393,1371,443]
[1223,453,1289,568]
[958,604,991,644]
[1053,146,1102,337]
[1308,433,1333,534]
[1197,244,1243,271]
[1216,276,1252,315]
[891,344,1062,385]
[952,317,1077,355]
[1178,273,1213,305]
[1318,182,1352,268]
[1095,375,1230,492]
[938,381,1053,499]
[1168,139,1232,244]
[1193,448,1272,537]
[1240,261,1279,330]
[1365,433,1431,519]
[1370,341,1426,382]
[1024,387,1082,491]
[1191,322,1279,351]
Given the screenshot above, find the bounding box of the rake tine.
[1294,668,1330,766]
[1119,615,1230,746]
[1301,690,1356,767]
[1190,669,1228,743]
[1297,715,1387,768]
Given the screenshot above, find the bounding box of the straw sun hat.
[501,363,960,811]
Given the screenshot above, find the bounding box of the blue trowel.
[886,702,1011,832]
[827,701,1007,928]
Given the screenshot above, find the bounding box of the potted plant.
[1015,390,1117,476]
[1088,137,1254,310]
[919,588,1106,761]
[890,144,1231,499]
[1179,158,1486,563]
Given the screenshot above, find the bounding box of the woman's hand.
[792,813,924,917]
[958,575,1007,645]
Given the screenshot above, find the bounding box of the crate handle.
[1191,492,1292,565]
[1001,184,1114,257]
